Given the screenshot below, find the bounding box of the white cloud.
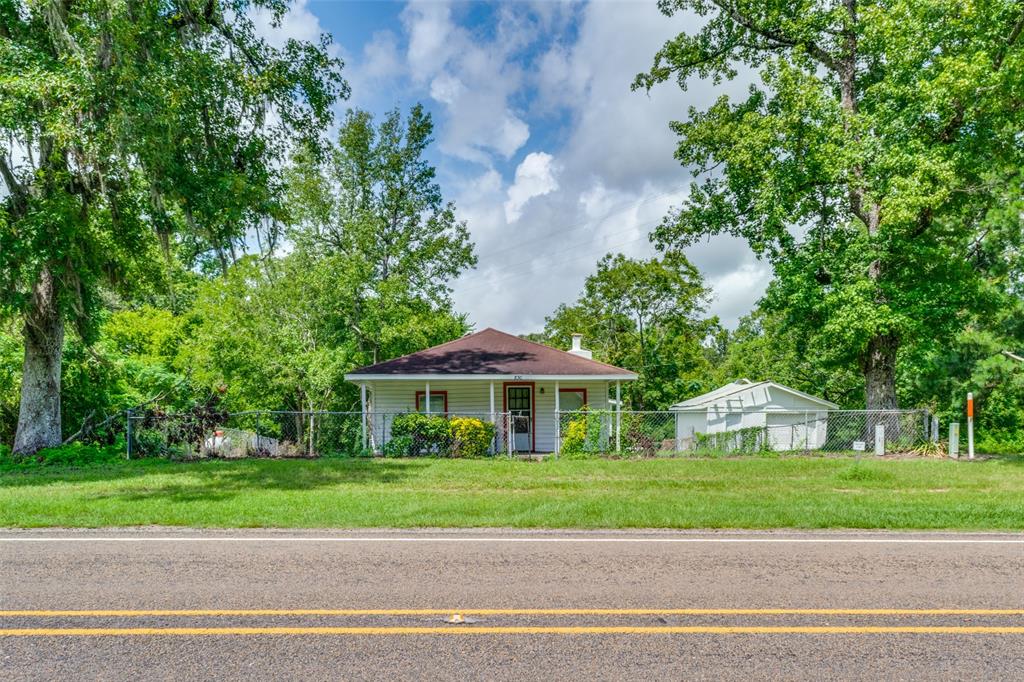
[400,0,531,162]
[505,152,560,223]
[362,30,403,80]
[446,1,763,334]
[249,0,338,57]
[270,0,770,336]
[404,1,455,83]
[705,259,773,327]
[429,74,465,105]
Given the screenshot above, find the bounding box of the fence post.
[675,413,682,453]
[615,381,621,453]
[360,383,367,452]
[555,411,560,458]
[803,410,809,453]
[874,423,885,456]
[125,409,133,460]
[966,392,975,460]
[506,412,512,458]
[949,422,960,458]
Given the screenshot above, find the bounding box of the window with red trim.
[415,391,448,413]
[559,388,587,412]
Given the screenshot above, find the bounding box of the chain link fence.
[127,410,512,459]
[126,407,934,459]
[556,409,934,457]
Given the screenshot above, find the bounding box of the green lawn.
[1,457,1022,529]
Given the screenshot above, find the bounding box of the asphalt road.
[1,528,1023,680]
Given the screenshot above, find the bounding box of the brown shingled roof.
[347,328,636,377]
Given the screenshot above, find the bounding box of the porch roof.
[345,328,637,381]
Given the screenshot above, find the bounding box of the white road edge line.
[0,537,1021,544]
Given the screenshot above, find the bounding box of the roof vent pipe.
[568,333,592,359]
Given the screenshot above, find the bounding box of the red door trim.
[502,381,536,452]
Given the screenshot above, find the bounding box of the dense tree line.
[636,0,1024,414]
[2,0,1021,456]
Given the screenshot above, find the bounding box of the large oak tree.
[637,0,1024,409]
[0,0,347,454]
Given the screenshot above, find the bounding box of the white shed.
[669,379,839,451]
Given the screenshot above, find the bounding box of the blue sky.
[252,0,770,335]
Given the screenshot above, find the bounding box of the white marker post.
[949,423,960,459]
[966,392,975,460]
[874,423,885,456]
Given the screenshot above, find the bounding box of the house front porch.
[356,377,623,453]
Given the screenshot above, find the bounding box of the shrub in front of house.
[382,435,414,458]
[390,413,452,456]
[559,409,605,459]
[449,417,496,458]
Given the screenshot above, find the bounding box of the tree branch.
[993,6,1024,71]
[710,0,838,70]
[0,155,28,215]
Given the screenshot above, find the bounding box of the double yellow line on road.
[2,625,1024,636]
[4,608,1022,636]
[4,608,1024,617]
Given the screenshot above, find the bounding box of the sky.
[251,0,772,335]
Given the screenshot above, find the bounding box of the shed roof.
[670,379,839,410]
[346,328,637,379]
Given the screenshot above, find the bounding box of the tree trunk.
[13,267,65,456]
[862,333,898,410]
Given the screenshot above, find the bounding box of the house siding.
[365,379,612,452]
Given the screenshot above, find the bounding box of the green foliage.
[835,465,896,484]
[179,106,473,415]
[0,442,124,469]
[694,427,774,457]
[560,411,606,459]
[449,417,496,458]
[3,458,1024,529]
[621,412,675,457]
[537,252,718,409]
[0,306,195,445]
[390,413,452,456]
[132,428,172,459]
[382,436,414,458]
[714,311,863,408]
[637,0,1024,409]
[1,0,348,452]
[287,105,476,307]
[0,325,20,443]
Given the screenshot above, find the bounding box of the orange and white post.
[966,392,975,460]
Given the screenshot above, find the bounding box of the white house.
[345,328,637,453]
[670,379,839,451]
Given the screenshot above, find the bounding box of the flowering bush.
[449,417,496,458]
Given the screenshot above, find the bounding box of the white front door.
[506,385,532,452]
